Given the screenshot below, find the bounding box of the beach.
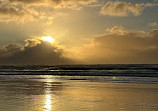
[0,74,158,111]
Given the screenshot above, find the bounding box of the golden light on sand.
[41,36,54,43]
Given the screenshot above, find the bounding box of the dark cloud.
[4,43,21,52]
[0,39,73,65]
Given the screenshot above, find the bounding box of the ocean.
[0,64,158,111]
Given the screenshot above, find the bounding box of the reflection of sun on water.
[45,94,52,111]
[41,36,54,43]
[44,77,53,111]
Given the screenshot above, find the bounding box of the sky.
[0,0,158,65]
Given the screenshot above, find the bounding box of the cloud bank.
[71,26,158,64]
[1,27,158,65]
[0,38,72,65]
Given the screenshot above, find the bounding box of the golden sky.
[0,0,158,65]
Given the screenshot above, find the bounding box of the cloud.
[3,44,21,52]
[0,3,24,22]
[148,22,158,27]
[0,38,73,65]
[8,0,43,4]
[149,29,158,37]
[51,0,97,9]
[7,0,97,9]
[0,1,56,23]
[106,26,128,35]
[100,2,142,16]
[0,4,23,16]
[1,28,158,64]
[0,43,21,55]
[71,27,158,64]
[100,2,158,16]
[0,0,96,23]
[0,2,42,23]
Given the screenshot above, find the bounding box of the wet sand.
[0,75,158,111]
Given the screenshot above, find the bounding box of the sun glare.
[41,36,54,43]
[45,94,52,111]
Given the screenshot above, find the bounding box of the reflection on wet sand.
[45,94,52,111]
[0,76,65,111]
[0,80,64,95]
[45,79,53,111]
[0,75,158,111]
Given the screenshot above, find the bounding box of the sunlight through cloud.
[41,36,55,43]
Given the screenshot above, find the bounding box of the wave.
[0,64,157,77]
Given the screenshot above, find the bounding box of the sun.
[41,36,54,43]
